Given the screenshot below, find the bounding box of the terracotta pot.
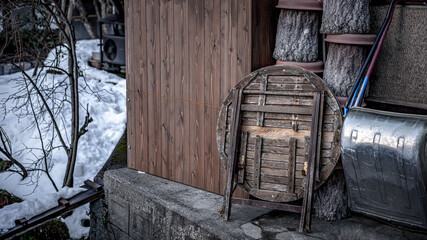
[276,0,323,11]
[276,60,324,73]
[325,34,377,46]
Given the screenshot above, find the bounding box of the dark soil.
[0,189,22,209]
[0,158,13,172]
[13,219,71,240]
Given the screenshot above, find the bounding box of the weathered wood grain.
[216,66,343,203]
[173,0,186,183]
[127,0,280,197]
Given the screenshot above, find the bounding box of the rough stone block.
[108,193,129,234]
[369,5,426,105]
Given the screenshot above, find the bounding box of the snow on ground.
[0,40,126,238]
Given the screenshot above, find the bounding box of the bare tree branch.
[0,127,28,179]
[15,64,70,155]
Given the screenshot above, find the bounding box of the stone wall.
[369,4,426,105]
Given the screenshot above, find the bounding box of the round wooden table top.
[216,65,342,202]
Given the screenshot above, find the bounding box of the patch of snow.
[62,204,90,239]
[0,39,126,238]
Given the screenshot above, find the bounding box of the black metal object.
[0,180,103,239]
[98,14,125,67]
[341,107,427,229]
[365,97,427,115]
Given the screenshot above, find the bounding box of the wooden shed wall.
[125,0,278,195]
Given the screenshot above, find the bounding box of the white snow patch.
[0,39,126,238]
[62,204,90,239]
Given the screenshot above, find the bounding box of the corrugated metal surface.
[341,107,427,229]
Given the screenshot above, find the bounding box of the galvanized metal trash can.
[341,107,427,229]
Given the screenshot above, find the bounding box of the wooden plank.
[223,89,243,220]
[241,118,335,132]
[188,0,197,187]
[168,0,175,179]
[268,75,306,84]
[244,95,315,106]
[231,198,301,213]
[237,0,251,81]
[138,0,148,173]
[125,0,134,169]
[230,0,238,87]
[155,0,162,177]
[133,0,140,172]
[173,0,185,183]
[256,75,267,126]
[246,82,317,92]
[241,104,313,115]
[195,0,205,190]
[238,132,248,184]
[146,0,159,175]
[315,92,325,182]
[219,0,231,195]
[242,126,310,141]
[299,92,321,233]
[246,173,304,186]
[211,0,222,194]
[254,135,262,189]
[160,0,170,179]
[243,182,299,202]
[246,160,305,174]
[204,0,216,193]
[288,138,296,193]
[241,125,334,142]
[183,0,191,186]
[243,90,316,97]
[246,145,307,156]
[132,0,139,170]
[248,137,289,147]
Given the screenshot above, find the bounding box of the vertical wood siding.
[126,0,277,195]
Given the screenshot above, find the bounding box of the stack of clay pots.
[273,0,324,74]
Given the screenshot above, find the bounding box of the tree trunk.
[320,0,370,34]
[273,9,319,62]
[323,43,368,97]
[313,170,350,221]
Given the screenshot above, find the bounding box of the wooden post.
[315,0,372,221]
[273,9,320,62]
[320,0,371,34]
[223,89,243,220]
[299,92,322,233]
[323,43,369,97]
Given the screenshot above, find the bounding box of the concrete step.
[100,168,427,240]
